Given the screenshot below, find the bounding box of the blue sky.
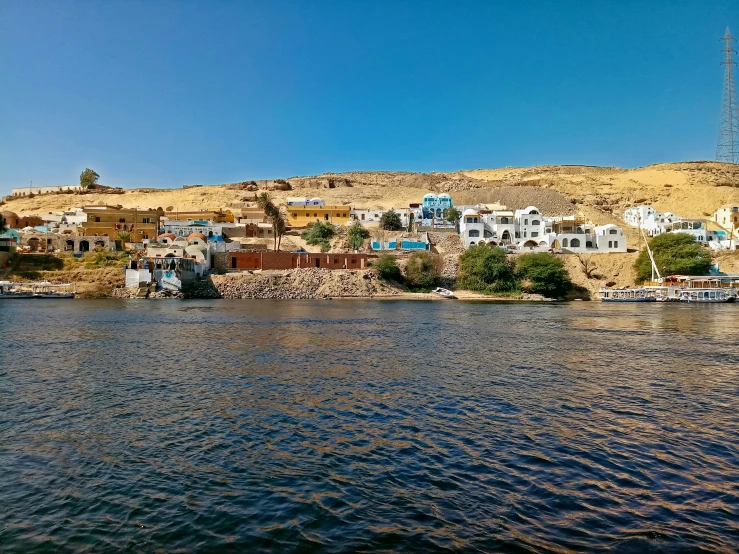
[1,0,736,194]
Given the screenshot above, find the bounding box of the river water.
[1,299,738,553]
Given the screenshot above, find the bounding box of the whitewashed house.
[459,205,627,253]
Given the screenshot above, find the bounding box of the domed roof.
[187,232,208,243]
[438,193,452,199]
[1,210,19,220]
[157,233,176,241]
[463,208,479,216]
[309,197,323,203]
[423,193,438,199]
[523,206,540,214]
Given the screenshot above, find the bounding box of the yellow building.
[714,203,739,235]
[285,205,351,227]
[163,209,234,223]
[80,205,163,240]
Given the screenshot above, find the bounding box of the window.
[614,241,618,248]
[609,229,618,235]
[293,213,297,217]
[570,238,580,247]
[524,219,528,225]
[119,218,126,223]
[562,238,568,247]
[532,220,540,226]
[468,230,480,237]
[531,232,539,237]
[608,241,613,248]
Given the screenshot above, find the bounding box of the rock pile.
[208,268,402,299]
[436,180,482,193]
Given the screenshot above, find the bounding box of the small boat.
[0,281,75,299]
[598,288,656,302]
[0,281,34,298]
[432,287,456,299]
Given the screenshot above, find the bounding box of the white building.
[42,209,88,226]
[350,208,413,227]
[12,185,82,196]
[459,205,627,253]
[286,197,325,207]
[623,204,723,244]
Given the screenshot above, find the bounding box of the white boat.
[598,288,656,302]
[432,287,456,299]
[0,281,34,298]
[676,289,735,303]
[0,281,75,299]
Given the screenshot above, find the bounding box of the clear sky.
[1,0,737,194]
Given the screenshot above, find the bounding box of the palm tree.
[256,193,286,251]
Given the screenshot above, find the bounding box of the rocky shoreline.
[106,268,552,301]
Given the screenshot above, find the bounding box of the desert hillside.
[4,162,738,229]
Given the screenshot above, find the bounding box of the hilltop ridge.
[3,162,738,227]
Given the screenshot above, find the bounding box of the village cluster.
[2,185,738,294]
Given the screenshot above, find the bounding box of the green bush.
[373,254,402,281]
[405,251,442,289]
[634,233,712,282]
[515,252,571,298]
[379,210,404,231]
[301,221,336,252]
[457,244,518,293]
[347,222,370,249]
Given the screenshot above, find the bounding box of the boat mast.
[638,216,661,282]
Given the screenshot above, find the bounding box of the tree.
[380,209,404,231]
[80,168,100,189]
[372,254,402,281]
[516,252,571,298]
[0,215,7,235]
[405,251,443,289]
[576,254,598,279]
[634,232,712,282]
[116,231,131,250]
[445,207,461,230]
[301,221,336,252]
[457,244,517,293]
[256,192,286,251]
[347,221,370,250]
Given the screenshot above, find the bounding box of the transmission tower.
[717,27,739,163]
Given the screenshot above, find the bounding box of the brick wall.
[226,251,374,271]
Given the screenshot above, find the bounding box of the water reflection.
[1,300,738,553]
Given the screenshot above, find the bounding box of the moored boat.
[598,288,656,302]
[0,281,75,299]
[432,287,456,299]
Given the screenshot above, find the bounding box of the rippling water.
[2,299,739,553]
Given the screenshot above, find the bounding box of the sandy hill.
[4,162,738,229]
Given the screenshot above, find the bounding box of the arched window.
[532,220,540,226]
[570,238,580,247]
[614,241,618,248]
[119,218,126,223]
[608,241,613,248]
[562,238,569,247]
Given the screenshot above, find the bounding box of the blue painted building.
[422,193,453,219]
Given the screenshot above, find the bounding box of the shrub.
[301,221,336,252]
[347,222,370,249]
[373,254,402,281]
[634,233,712,282]
[405,251,442,289]
[515,252,571,298]
[457,244,517,293]
[379,210,404,231]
